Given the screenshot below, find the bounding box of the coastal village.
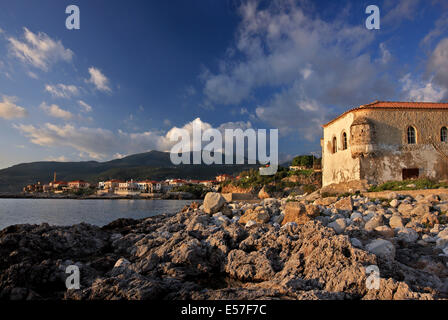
[22,173,235,196]
[3,100,448,301]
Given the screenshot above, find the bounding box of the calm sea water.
[0,199,195,230]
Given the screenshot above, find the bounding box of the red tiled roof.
[52,181,67,185]
[323,100,448,127]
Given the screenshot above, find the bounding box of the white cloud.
[40,102,73,120]
[0,95,27,119]
[78,100,92,113]
[14,117,254,161]
[427,38,448,95]
[202,1,394,137]
[27,71,38,79]
[45,83,79,98]
[379,43,391,64]
[8,27,73,71]
[399,37,448,102]
[400,74,446,102]
[382,0,421,27]
[421,12,448,46]
[86,67,111,92]
[45,155,69,162]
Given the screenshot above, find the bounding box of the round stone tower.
[350,116,375,157]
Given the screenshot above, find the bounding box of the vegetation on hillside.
[228,166,320,194]
[368,178,448,192]
[171,184,212,198]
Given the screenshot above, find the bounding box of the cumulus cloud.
[78,100,93,113]
[202,1,394,137]
[40,102,73,120]
[86,67,111,92]
[382,0,421,27]
[400,74,446,102]
[427,37,448,95]
[399,37,448,102]
[8,27,73,71]
[0,95,27,119]
[45,83,79,98]
[14,118,254,161]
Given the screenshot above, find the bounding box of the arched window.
[441,127,447,142]
[342,132,348,150]
[407,126,416,144]
[332,136,337,154]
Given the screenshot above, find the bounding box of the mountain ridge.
[0,151,260,193]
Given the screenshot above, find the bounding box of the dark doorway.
[402,168,419,180]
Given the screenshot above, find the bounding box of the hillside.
[0,151,259,193]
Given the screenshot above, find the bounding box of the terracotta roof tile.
[323,100,448,127]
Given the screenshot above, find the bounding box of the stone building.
[321,101,448,187]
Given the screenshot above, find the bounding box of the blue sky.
[0,0,447,169]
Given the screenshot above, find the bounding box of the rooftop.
[323,100,448,127]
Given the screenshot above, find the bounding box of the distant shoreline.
[0,194,203,200]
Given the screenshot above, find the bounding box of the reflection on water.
[0,199,195,230]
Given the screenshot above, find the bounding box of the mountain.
[0,151,260,193]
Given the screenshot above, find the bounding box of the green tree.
[291,155,314,168]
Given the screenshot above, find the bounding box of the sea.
[0,199,195,230]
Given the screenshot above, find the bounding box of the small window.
[407,126,416,144]
[441,127,447,142]
[332,137,337,154]
[342,132,348,150]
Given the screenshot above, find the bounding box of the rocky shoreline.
[0,191,447,300]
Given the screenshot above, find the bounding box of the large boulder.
[203,192,227,214]
[314,197,338,206]
[364,214,385,232]
[397,228,419,243]
[328,218,347,234]
[239,208,270,225]
[389,215,404,229]
[397,203,414,216]
[334,197,353,211]
[282,202,310,225]
[366,239,396,260]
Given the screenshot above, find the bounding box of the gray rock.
[328,218,347,234]
[203,192,227,214]
[350,238,363,248]
[366,239,396,260]
[350,211,363,221]
[397,228,419,243]
[365,215,384,231]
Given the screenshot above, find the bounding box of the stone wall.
[322,108,448,186]
[322,112,361,186]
